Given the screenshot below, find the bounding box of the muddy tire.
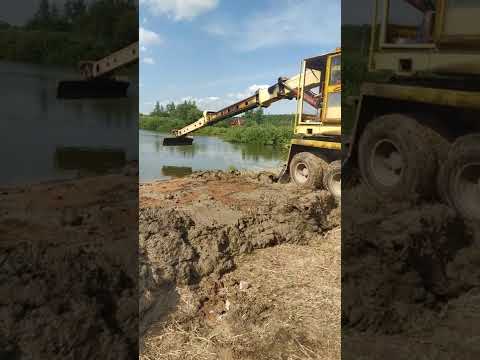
[324,160,341,200]
[358,114,437,199]
[438,134,480,221]
[289,152,326,189]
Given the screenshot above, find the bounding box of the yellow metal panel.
[361,82,480,110]
[295,125,341,136]
[291,138,341,151]
[374,51,480,75]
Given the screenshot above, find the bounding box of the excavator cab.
[370,0,480,75]
[295,50,341,137]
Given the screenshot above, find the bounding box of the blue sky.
[139,0,340,115]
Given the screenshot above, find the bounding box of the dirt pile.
[0,172,138,359]
[342,183,480,358]
[140,170,340,359]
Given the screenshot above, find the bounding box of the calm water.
[0,61,138,186]
[139,130,284,182]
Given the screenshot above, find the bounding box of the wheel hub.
[295,163,309,184]
[371,140,404,187]
[455,162,480,218]
[329,171,341,198]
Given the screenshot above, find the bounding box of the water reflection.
[140,129,284,182]
[55,146,126,172]
[231,143,286,162]
[0,61,138,186]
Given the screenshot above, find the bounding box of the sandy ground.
[139,170,341,360]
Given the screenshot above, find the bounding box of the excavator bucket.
[163,136,194,146]
[57,78,130,99]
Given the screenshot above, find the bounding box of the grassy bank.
[140,102,294,147]
[140,115,293,147]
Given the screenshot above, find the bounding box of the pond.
[0,61,138,186]
[139,130,285,182]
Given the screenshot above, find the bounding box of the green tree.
[244,108,264,126]
[151,101,161,116]
[37,0,51,22]
[166,102,176,114]
[65,0,86,22]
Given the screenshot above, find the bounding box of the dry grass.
[141,229,340,360]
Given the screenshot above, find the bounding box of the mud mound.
[0,174,138,359]
[142,232,340,360]
[139,171,340,356]
[1,241,137,359]
[343,181,480,357]
[190,169,279,185]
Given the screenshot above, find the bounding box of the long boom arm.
[171,69,321,138]
[79,41,139,80]
[57,41,139,99]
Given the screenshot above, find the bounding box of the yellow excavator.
[56,42,341,197]
[346,0,480,220]
[163,49,342,198]
[57,41,139,99]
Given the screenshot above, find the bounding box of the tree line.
[0,0,138,66]
[148,100,293,127]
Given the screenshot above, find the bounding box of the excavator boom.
[57,42,139,99]
[163,70,321,145]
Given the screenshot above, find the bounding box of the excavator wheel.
[358,114,438,199]
[438,134,480,221]
[323,160,341,200]
[289,152,327,189]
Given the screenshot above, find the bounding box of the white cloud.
[203,23,227,36]
[248,84,268,93]
[174,85,269,112]
[139,27,164,48]
[143,57,156,65]
[140,0,219,21]
[228,84,269,100]
[204,0,340,51]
